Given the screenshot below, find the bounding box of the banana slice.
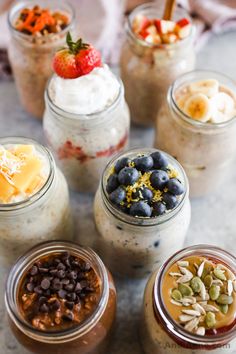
[176,93,191,110]
[189,79,219,98]
[183,93,211,122]
[210,92,235,123]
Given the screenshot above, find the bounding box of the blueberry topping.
[151,151,168,169]
[114,157,131,173]
[129,201,152,217]
[150,170,169,190]
[118,167,139,186]
[106,174,119,194]
[162,192,178,210]
[109,186,126,205]
[132,187,153,202]
[133,155,153,172]
[152,201,166,216]
[167,178,185,196]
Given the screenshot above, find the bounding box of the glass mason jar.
[94,148,191,278]
[155,70,236,197]
[43,77,130,193]
[141,244,236,354]
[0,137,73,268]
[8,0,75,119]
[5,241,117,354]
[120,1,196,127]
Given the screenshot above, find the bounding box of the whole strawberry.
[53,32,102,79]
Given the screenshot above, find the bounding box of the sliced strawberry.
[175,18,191,39]
[139,28,149,39]
[176,18,190,27]
[132,15,151,33]
[162,33,178,44]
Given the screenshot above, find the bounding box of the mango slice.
[0,174,16,202]
[26,175,44,195]
[13,145,34,157]
[11,156,42,193]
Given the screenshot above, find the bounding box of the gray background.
[1,31,236,353]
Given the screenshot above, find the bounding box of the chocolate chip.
[41,279,51,290]
[39,268,49,274]
[52,279,62,291]
[40,303,49,313]
[80,280,88,288]
[65,301,74,310]
[68,271,77,280]
[64,258,71,268]
[58,289,67,299]
[49,269,58,276]
[66,292,76,301]
[74,282,82,293]
[50,299,60,311]
[81,262,91,271]
[38,296,47,305]
[65,283,75,292]
[34,286,43,295]
[61,278,70,285]
[26,283,35,292]
[84,286,94,293]
[30,266,38,276]
[63,312,74,321]
[57,270,66,279]
[57,263,66,271]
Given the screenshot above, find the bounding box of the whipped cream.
[49,65,120,115]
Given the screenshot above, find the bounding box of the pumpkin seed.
[191,276,203,293]
[204,274,213,288]
[213,268,227,281]
[219,304,228,314]
[216,294,233,305]
[205,312,216,328]
[178,283,193,297]
[171,289,182,302]
[209,285,220,301]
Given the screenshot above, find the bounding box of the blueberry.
[114,157,131,173]
[152,201,166,216]
[150,170,169,190]
[106,174,119,194]
[151,151,168,169]
[109,186,126,205]
[132,187,153,202]
[167,178,185,196]
[118,167,139,186]
[133,155,153,172]
[129,201,152,217]
[162,192,178,210]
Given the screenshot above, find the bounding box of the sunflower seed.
[212,279,223,286]
[200,283,207,300]
[217,264,235,281]
[201,304,219,312]
[184,296,196,304]
[171,299,182,306]
[227,280,233,296]
[195,327,205,336]
[169,272,182,277]
[177,261,189,267]
[192,303,206,315]
[197,261,205,278]
[184,317,200,332]
[182,309,201,317]
[198,301,207,306]
[233,280,236,292]
[179,266,193,277]
[179,315,195,323]
[194,263,199,270]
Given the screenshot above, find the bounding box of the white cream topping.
[49,64,120,115]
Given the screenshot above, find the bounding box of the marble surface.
[1,30,236,354]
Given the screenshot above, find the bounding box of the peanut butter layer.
[18,252,102,332]
[162,255,236,335]
[0,144,45,203]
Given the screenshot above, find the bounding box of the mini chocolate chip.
[50,299,61,311]
[84,286,94,293]
[57,263,66,271]
[58,289,67,299]
[26,283,35,292]
[80,280,88,288]
[68,271,77,280]
[66,292,76,301]
[30,266,38,276]
[65,283,75,292]
[63,312,74,321]
[40,304,49,313]
[64,258,71,268]
[38,296,47,305]
[78,292,86,299]
[77,273,85,280]
[57,270,66,279]
[49,269,58,276]
[81,262,91,271]
[53,258,61,265]
[41,279,51,290]
[61,278,70,285]
[34,286,43,294]
[39,268,49,274]
[72,260,80,267]
[43,289,51,297]
[65,301,74,310]
[74,283,82,292]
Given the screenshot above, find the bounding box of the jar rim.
[5,240,110,343]
[126,2,195,49]
[45,73,124,124]
[101,147,189,226]
[8,0,75,42]
[169,69,236,130]
[0,137,55,211]
[154,244,236,347]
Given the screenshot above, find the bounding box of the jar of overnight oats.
[141,244,236,354]
[8,0,75,119]
[5,241,116,354]
[155,71,236,197]
[43,72,130,193]
[0,137,73,267]
[120,1,195,127]
[94,148,191,278]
